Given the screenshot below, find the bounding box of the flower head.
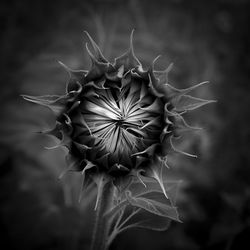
[23,31,214,201]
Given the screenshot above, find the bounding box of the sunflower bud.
[22,31,214,204]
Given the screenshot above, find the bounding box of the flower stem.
[90,180,114,250]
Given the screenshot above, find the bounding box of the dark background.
[0,0,250,249]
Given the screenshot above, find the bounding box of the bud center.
[80,81,163,166]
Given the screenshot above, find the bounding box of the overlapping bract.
[22,31,214,208]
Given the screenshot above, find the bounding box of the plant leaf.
[128,178,181,206]
[144,162,168,198]
[119,209,172,232]
[125,190,180,222]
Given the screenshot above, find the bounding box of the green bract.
[23,31,214,208]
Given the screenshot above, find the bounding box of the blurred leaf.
[128,178,181,206]
[125,190,180,222]
[127,212,172,231]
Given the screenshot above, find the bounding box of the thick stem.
[90,180,114,250]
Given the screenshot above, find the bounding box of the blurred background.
[0,0,249,249]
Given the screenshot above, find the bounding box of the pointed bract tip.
[166,62,174,73]
[189,81,210,89]
[209,99,218,103]
[57,170,67,180]
[57,60,66,67]
[129,29,135,52]
[180,80,211,96]
[57,60,71,74]
[152,55,162,70]
[84,31,108,63]
[21,94,30,101]
[198,80,210,86]
[20,94,26,100]
[83,30,90,38]
[84,31,99,51]
[21,95,43,104]
[129,29,140,66]
[85,42,95,62]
